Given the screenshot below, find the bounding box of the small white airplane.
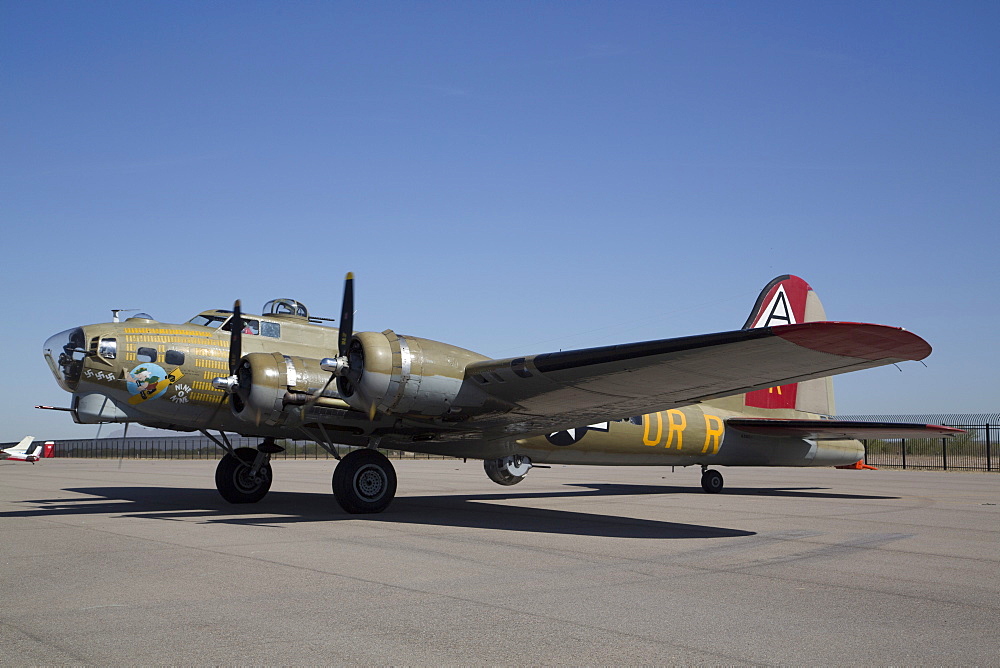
[1,436,45,463]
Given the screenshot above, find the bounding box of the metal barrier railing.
[32,437,452,461]
[863,425,995,471]
[5,424,996,470]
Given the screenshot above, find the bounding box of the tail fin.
[742,276,835,416]
[2,435,35,456]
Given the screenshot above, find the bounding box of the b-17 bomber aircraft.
[41,274,960,513]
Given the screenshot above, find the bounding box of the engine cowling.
[337,329,489,417]
[231,352,345,426]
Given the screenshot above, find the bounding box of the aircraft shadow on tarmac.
[4,483,896,539]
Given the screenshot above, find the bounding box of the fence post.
[987,425,992,473]
[901,438,907,469]
[942,437,947,471]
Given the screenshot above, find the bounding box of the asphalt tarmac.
[1,458,997,665]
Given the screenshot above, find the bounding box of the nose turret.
[43,327,87,392]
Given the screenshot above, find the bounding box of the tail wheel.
[332,449,397,514]
[701,469,724,494]
[216,446,272,503]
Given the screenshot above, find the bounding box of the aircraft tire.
[701,469,724,494]
[215,447,272,503]
[483,458,525,486]
[332,449,397,514]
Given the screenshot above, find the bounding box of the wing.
[725,419,964,440]
[459,322,931,438]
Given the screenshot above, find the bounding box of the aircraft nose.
[43,327,87,392]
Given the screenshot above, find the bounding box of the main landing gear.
[332,448,397,514]
[206,430,398,513]
[701,466,724,494]
[215,445,276,504]
[208,434,284,504]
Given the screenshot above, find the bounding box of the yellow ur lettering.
[642,409,689,450]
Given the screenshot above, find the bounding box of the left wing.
[726,419,964,440]
[459,322,930,438]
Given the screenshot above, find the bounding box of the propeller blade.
[228,299,243,375]
[338,272,354,358]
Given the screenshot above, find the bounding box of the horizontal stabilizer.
[726,419,964,440]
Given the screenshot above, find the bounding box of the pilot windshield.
[188,314,229,328]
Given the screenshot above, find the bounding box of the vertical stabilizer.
[2,435,36,456]
[742,276,835,416]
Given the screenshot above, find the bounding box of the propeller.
[317,272,378,420]
[206,299,245,425]
[338,272,354,359]
[311,273,355,403]
[211,300,244,399]
[228,299,243,377]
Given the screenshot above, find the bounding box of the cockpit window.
[222,318,259,335]
[187,314,228,328]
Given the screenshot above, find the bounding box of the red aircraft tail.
[742,276,835,415]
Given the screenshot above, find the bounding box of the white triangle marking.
[752,284,796,328]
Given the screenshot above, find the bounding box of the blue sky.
[2,1,997,442]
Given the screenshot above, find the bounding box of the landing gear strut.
[215,446,273,503]
[701,466,724,494]
[332,448,397,514]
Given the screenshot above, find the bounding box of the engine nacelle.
[338,329,489,417]
[232,352,345,426]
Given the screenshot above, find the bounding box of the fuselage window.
[260,321,280,338]
[137,347,157,363]
[165,350,185,366]
[98,338,117,359]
